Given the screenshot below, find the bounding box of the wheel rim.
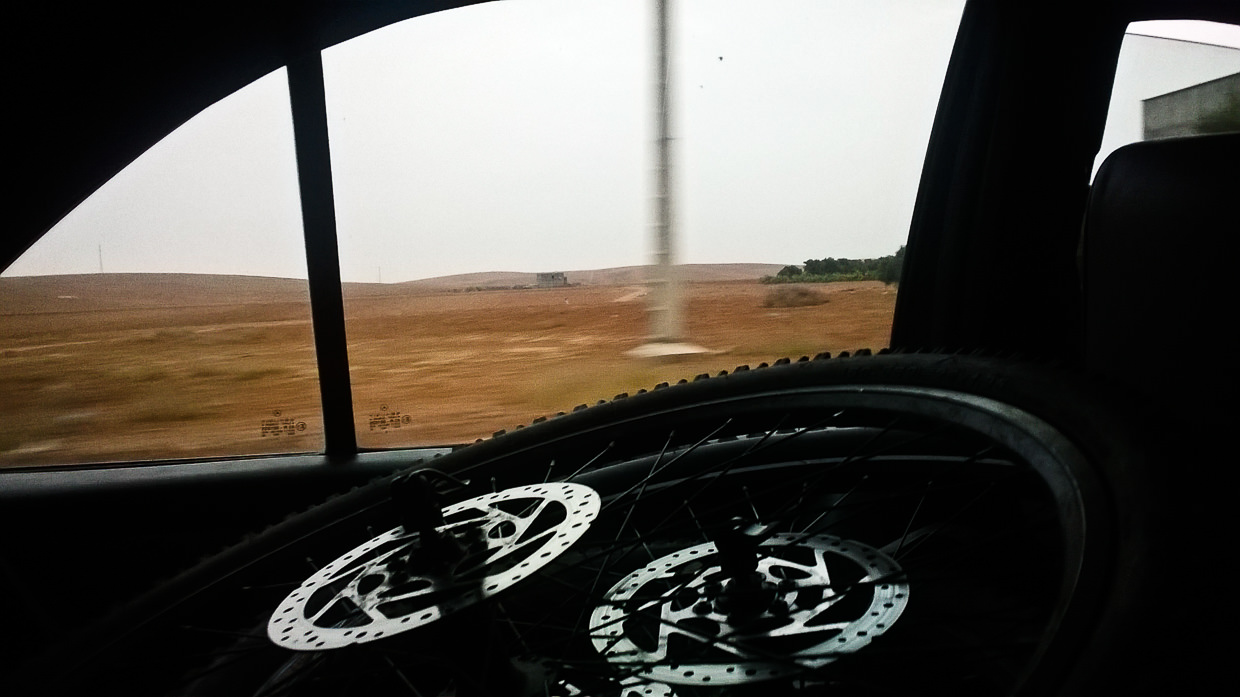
[55,382,1104,696]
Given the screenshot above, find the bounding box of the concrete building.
[536,272,567,288]
[1143,72,1239,140]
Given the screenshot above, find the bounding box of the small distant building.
[536,272,568,288]
[1143,73,1240,140]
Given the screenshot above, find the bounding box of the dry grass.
[763,285,828,308]
[1,278,895,467]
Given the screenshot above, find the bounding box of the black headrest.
[1083,133,1237,424]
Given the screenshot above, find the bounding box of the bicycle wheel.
[36,353,1128,696]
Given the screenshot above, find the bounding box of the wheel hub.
[590,533,909,685]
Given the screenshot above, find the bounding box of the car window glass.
[1,68,323,467]
[1096,20,1240,174]
[323,0,965,448]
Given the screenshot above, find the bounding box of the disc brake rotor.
[269,482,600,650]
[590,533,909,686]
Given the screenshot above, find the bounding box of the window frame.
[3,1,1236,483]
[5,3,1238,678]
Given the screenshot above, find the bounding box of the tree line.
[763,246,905,285]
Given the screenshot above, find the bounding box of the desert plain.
[1,269,896,467]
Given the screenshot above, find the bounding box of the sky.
[4,1,1239,283]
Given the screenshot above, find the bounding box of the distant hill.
[1,264,785,313]
[377,263,785,292]
[0,273,310,314]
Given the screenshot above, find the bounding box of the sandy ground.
[1,280,895,467]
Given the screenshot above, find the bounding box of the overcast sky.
[5,1,1239,283]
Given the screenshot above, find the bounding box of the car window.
[0,69,323,467]
[1096,20,1240,174]
[1,0,969,466]
[323,0,966,448]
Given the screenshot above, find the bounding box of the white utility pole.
[629,0,709,359]
[650,0,682,343]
